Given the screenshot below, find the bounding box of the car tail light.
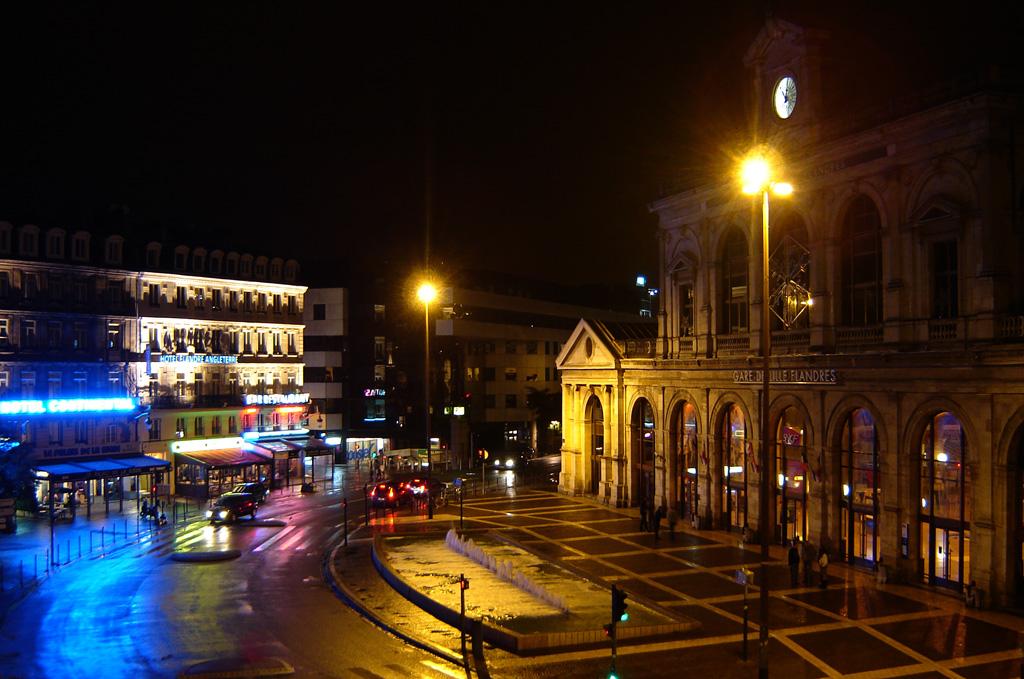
[387,488,395,499]
[370,488,377,497]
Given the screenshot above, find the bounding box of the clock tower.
[744,17,827,147]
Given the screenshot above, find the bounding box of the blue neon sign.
[0,397,138,416]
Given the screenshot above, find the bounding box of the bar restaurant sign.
[733,368,839,385]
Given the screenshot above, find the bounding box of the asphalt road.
[0,464,463,678]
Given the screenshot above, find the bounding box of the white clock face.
[773,76,797,119]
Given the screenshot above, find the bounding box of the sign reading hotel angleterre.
[159,354,238,364]
[733,368,839,385]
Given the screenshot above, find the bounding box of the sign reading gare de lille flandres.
[732,368,839,385]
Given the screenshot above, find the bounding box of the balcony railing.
[716,334,749,354]
[999,315,1024,339]
[771,329,810,349]
[836,324,883,347]
[622,339,655,358]
[928,319,959,342]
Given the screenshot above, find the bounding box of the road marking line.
[419,659,464,678]
[253,525,297,552]
[273,528,308,552]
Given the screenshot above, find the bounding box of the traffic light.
[603,623,613,637]
[460,576,470,590]
[611,585,629,623]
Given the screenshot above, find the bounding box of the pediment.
[556,320,619,371]
[743,17,806,67]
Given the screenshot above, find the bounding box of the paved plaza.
[333,487,1024,678]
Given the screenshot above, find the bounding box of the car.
[404,477,444,497]
[231,482,269,504]
[368,481,411,509]
[207,492,258,524]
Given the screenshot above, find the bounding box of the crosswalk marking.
[253,525,297,552]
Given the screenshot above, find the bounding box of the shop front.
[33,454,171,518]
[173,447,272,500]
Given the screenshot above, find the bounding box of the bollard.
[101,527,105,550]
[78,536,82,560]
[136,515,140,535]
[89,531,93,554]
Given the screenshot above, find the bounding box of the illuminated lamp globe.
[417,282,437,304]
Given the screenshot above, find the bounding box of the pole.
[424,301,433,519]
[364,484,369,526]
[460,573,467,662]
[48,489,55,567]
[343,497,349,547]
[460,486,464,534]
[759,188,771,678]
[742,570,750,660]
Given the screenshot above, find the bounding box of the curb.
[320,543,466,667]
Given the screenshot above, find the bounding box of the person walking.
[788,539,801,587]
[653,504,665,541]
[818,547,830,588]
[667,507,678,542]
[639,502,650,532]
[802,539,817,586]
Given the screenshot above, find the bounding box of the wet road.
[0,466,460,678]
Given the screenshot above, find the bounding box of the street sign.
[454,478,463,488]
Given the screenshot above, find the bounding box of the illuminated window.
[374,337,386,361]
[228,416,237,433]
[148,283,160,306]
[374,304,385,322]
[108,371,120,394]
[20,371,34,397]
[504,368,517,381]
[47,371,61,397]
[73,371,87,395]
[373,364,385,382]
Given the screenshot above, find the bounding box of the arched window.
[839,408,880,565]
[720,403,747,530]
[770,211,810,330]
[586,397,604,496]
[632,399,656,508]
[919,411,971,589]
[776,407,808,542]
[719,231,748,335]
[672,402,699,519]
[841,195,882,326]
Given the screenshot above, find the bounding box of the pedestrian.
[818,547,830,588]
[788,539,801,587]
[639,502,650,532]
[667,507,678,542]
[141,499,150,520]
[802,539,817,586]
[653,504,665,541]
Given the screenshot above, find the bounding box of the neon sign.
[159,354,238,364]
[0,398,138,416]
[244,393,310,405]
[363,388,386,397]
[170,437,245,454]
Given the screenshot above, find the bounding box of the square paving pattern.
[617,532,717,549]
[787,586,934,619]
[562,557,628,579]
[526,523,600,540]
[789,626,919,674]
[650,571,746,599]
[560,536,637,555]
[601,552,692,574]
[713,596,834,629]
[677,545,773,567]
[872,613,1022,660]
[540,508,629,522]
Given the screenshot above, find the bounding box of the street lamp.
[417,281,438,520]
[740,150,792,679]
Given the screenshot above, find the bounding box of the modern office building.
[558,18,1024,605]
[302,287,347,443]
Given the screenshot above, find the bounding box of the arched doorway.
[919,412,971,590]
[776,407,808,544]
[632,399,656,509]
[671,402,699,519]
[720,403,747,531]
[585,396,604,496]
[839,408,880,566]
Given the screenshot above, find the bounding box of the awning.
[253,440,302,459]
[303,438,335,457]
[176,448,272,468]
[34,454,170,482]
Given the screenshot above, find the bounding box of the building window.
[73,371,87,395]
[72,323,88,350]
[47,421,63,445]
[841,195,883,326]
[505,394,517,408]
[0,271,8,298]
[0,371,8,394]
[175,373,186,397]
[374,337,386,361]
[0,319,8,346]
[74,420,88,443]
[504,368,517,381]
[194,372,204,396]
[47,371,61,397]
[19,229,37,257]
[0,225,10,254]
[719,230,748,335]
[258,331,268,355]
[931,240,958,320]
[526,341,538,354]
[48,275,63,301]
[107,280,123,306]
[47,321,62,348]
[149,417,161,441]
[211,416,222,435]
[211,289,222,310]
[108,370,120,394]
[104,423,118,444]
[483,367,495,381]
[229,290,238,311]
[287,333,297,355]
[485,394,496,409]
[374,304,385,322]
[194,416,205,436]
[175,417,186,438]
[505,341,517,354]
[174,250,187,270]
[244,291,253,311]
[21,320,36,348]
[313,304,326,320]
[374,364,386,382]
[176,286,187,308]
[46,231,64,259]
[73,280,88,303]
[544,367,551,381]
[72,234,89,261]
[678,282,694,336]
[148,283,160,306]
[258,293,267,312]
[192,251,205,272]
[23,273,38,300]
[146,244,160,268]
[210,254,222,274]
[105,238,122,265]
[228,416,237,433]
[273,333,282,355]
[273,294,281,313]
[107,321,121,349]
[287,295,297,314]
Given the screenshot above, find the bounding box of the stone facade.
[558,19,1024,607]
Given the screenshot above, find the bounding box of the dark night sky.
[0,2,1019,288]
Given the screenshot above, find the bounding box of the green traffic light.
[608,673,618,679]
[619,612,629,622]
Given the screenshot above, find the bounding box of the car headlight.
[505,458,515,468]
[494,460,501,467]
[205,510,213,518]
[218,510,229,519]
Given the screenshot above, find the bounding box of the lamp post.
[417,281,438,519]
[741,152,792,679]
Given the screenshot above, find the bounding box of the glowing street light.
[740,148,792,679]
[417,280,438,519]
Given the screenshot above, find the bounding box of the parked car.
[207,493,258,524]
[231,482,269,504]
